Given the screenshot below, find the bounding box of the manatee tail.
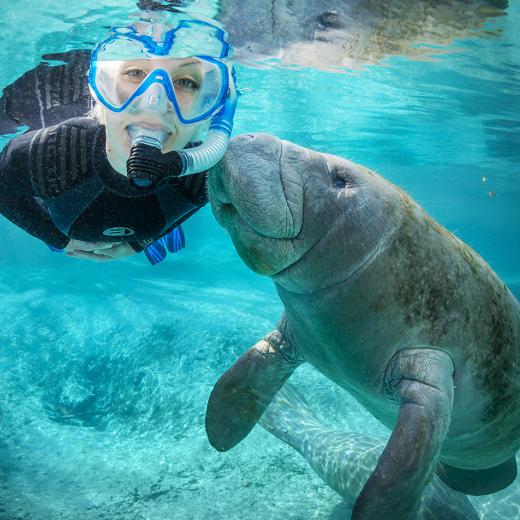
[259,383,480,520]
[259,383,381,503]
[259,382,322,448]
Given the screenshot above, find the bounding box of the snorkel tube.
[126,80,238,189]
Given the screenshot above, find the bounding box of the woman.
[0,18,237,264]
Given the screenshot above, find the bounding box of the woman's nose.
[136,83,172,114]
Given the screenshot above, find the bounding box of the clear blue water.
[0,1,519,519]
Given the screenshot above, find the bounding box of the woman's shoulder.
[27,117,106,199]
[3,117,102,153]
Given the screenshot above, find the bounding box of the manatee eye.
[331,167,353,190]
[316,10,346,30]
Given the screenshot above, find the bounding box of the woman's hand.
[64,239,136,262]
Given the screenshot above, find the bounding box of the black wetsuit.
[0,50,92,135]
[0,117,207,252]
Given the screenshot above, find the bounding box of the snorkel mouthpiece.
[125,85,238,190]
[126,126,183,189]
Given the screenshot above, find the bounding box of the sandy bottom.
[0,259,519,520]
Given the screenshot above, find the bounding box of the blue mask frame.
[88,19,232,124]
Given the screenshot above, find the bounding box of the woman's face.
[100,57,210,175]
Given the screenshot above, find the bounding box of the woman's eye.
[123,68,146,80]
[173,77,200,91]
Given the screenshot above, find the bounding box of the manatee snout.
[208,134,304,240]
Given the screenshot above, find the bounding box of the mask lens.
[171,59,224,120]
[92,57,226,122]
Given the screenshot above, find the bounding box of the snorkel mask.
[88,19,238,189]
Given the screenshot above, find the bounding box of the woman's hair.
[87,102,105,124]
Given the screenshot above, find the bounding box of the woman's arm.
[0,191,70,249]
[0,133,70,249]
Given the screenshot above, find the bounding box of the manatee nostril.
[316,10,346,30]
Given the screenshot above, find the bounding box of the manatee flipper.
[352,348,455,520]
[260,383,480,520]
[205,328,303,452]
[437,458,517,496]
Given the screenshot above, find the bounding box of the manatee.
[260,383,480,519]
[205,134,520,519]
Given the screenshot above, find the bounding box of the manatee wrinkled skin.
[205,134,520,520]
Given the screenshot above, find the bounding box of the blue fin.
[144,240,167,265]
[144,226,185,265]
[46,243,64,253]
[164,226,185,253]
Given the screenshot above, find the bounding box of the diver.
[0,18,238,264]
